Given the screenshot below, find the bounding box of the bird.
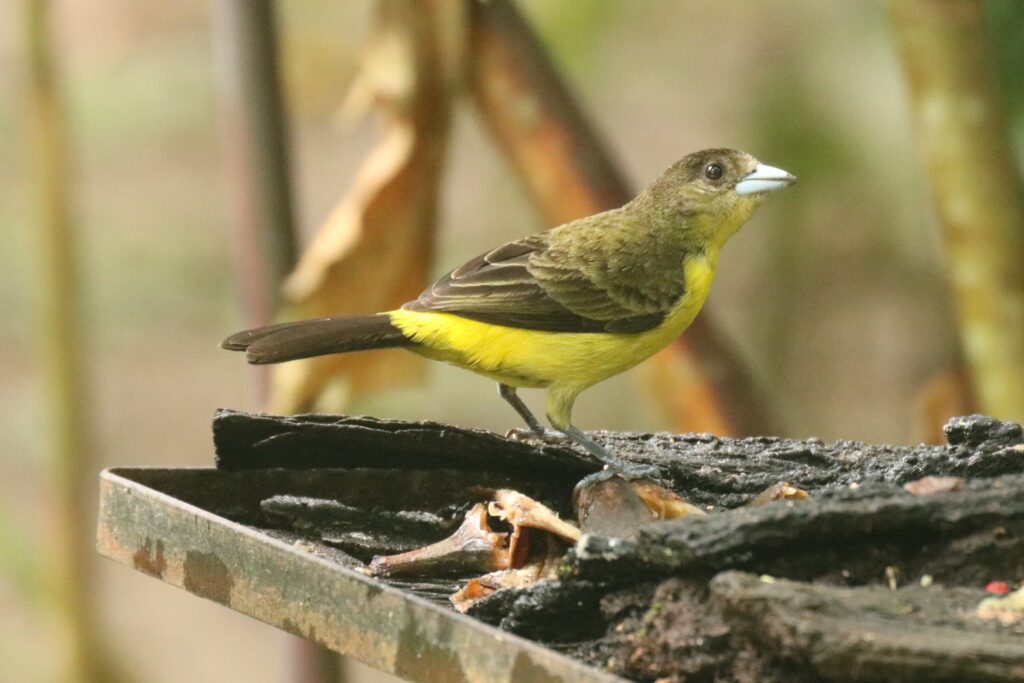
[222,149,795,474]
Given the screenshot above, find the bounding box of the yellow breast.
[389,252,718,391]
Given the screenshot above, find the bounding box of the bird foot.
[579,463,661,485]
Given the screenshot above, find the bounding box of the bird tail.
[221,313,412,364]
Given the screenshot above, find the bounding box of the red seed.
[985,581,1011,595]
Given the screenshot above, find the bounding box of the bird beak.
[734,164,797,196]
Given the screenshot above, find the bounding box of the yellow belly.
[389,254,717,393]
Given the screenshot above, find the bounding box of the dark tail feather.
[221,314,412,364]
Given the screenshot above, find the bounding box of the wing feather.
[403,232,677,334]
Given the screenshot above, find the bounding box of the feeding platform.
[96,411,1024,682]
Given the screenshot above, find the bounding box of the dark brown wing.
[402,234,667,333]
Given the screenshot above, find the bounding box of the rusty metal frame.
[96,468,623,683]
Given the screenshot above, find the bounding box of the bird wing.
[401,233,671,333]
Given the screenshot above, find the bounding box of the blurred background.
[3,0,1023,681]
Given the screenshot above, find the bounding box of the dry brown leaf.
[489,489,580,568]
[368,503,507,578]
[450,534,565,613]
[270,1,466,414]
[630,479,707,519]
[748,481,811,507]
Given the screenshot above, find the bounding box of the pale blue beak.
[735,163,797,196]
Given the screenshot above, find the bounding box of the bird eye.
[704,163,723,181]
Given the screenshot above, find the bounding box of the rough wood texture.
[261,495,464,561]
[214,409,1023,507]
[469,470,1024,646]
[568,474,1024,586]
[581,573,1024,683]
[212,410,1024,681]
[213,409,594,480]
[710,572,1024,682]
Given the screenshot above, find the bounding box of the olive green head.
[641,148,796,249]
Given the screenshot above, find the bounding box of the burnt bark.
[710,572,1024,682]
[214,409,1023,507]
[261,495,465,561]
[213,409,594,481]
[567,474,1024,586]
[467,472,1024,649]
[211,410,1024,681]
[578,573,1024,683]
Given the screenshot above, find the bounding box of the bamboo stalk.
[890,0,1024,422]
[466,0,770,435]
[25,1,121,680]
[0,501,45,605]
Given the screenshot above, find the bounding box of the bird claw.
[584,462,661,484]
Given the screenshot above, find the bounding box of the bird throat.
[700,195,760,252]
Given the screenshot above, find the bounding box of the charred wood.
[214,411,1023,508]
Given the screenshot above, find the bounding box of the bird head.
[644,148,796,250]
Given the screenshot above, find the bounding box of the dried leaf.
[489,489,580,568]
[451,535,565,613]
[748,481,811,507]
[368,503,507,578]
[630,479,707,519]
[270,1,466,413]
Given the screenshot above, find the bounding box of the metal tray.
[96,467,623,683]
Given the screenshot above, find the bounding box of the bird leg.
[498,383,548,437]
[559,424,622,469]
[501,384,654,479]
[559,424,660,480]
